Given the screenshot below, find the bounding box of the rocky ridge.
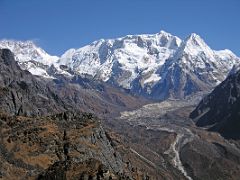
[190,69,240,139]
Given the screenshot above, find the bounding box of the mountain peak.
[176,33,215,58]
[185,33,206,46]
[158,30,172,36]
[0,39,58,64]
[189,32,200,38]
[0,39,36,49]
[0,39,60,78]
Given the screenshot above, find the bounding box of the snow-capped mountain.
[59,31,182,86]
[148,33,239,99]
[58,31,239,99]
[0,40,59,78]
[0,40,74,78]
[0,31,239,100]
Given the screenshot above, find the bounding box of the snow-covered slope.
[0,40,59,78]
[1,31,239,100]
[149,33,239,99]
[58,31,240,99]
[59,31,182,86]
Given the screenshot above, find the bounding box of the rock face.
[0,48,66,116]
[0,111,124,179]
[1,31,239,100]
[0,49,146,117]
[190,70,240,139]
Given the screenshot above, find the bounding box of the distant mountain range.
[1,31,239,100]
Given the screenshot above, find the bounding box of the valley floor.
[105,98,240,180]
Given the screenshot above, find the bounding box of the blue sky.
[0,0,239,56]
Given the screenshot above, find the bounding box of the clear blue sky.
[1,0,239,56]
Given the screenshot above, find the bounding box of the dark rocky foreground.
[0,111,127,179]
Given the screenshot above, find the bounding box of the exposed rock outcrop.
[190,70,240,139]
[0,111,124,179]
